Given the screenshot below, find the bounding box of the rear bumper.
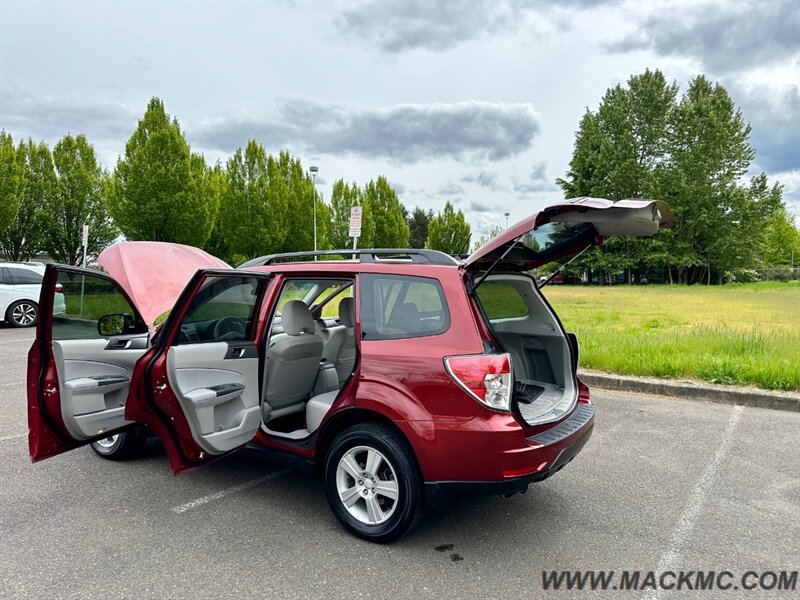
[423,402,594,503]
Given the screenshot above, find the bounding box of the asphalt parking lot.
[1,325,798,599]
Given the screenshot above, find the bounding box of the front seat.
[264,300,324,417]
[333,297,356,385]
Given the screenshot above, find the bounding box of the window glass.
[275,280,317,316]
[315,284,354,319]
[360,274,449,340]
[523,223,592,253]
[8,267,43,284]
[0,268,9,285]
[178,276,263,344]
[475,281,529,319]
[273,279,352,318]
[53,271,145,340]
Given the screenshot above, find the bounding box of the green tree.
[763,207,800,266]
[666,76,759,283]
[427,201,471,254]
[202,164,232,263]
[276,152,330,253]
[108,97,218,246]
[0,139,53,261]
[558,69,678,282]
[0,131,22,234]
[558,70,786,284]
[407,207,433,249]
[218,140,288,263]
[38,134,117,265]
[472,225,504,251]
[330,179,373,249]
[363,176,408,248]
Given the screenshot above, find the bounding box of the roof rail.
[238,248,459,268]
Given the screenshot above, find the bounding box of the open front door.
[125,270,272,474]
[28,265,151,462]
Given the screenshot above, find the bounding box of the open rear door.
[124,270,273,474]
[464,197,674,275]
[28,265,151,462]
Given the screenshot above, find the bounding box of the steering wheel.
[213,316,247,341]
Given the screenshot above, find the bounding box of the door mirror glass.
[97,313,135,337]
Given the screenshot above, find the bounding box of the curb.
[577,369,800,413]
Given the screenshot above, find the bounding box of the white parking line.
[643,405,743,600]
[171,468,291,514]
[0,433,27,442]
[0,338,33,343]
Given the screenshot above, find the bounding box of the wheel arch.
[315,408,425,477]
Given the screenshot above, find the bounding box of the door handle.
[228,347,246,359]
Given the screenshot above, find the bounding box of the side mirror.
[98,313,133,337]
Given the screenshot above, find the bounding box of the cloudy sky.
[1,0,798,236]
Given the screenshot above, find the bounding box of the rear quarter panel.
[356,268,485,420]
[353,269,491,479]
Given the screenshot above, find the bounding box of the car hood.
[98,242,230,325]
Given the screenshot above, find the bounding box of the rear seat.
[305,298,357,433]
[306,390,337,433]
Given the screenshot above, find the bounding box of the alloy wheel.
[11,302,36,326]
[335,445,399,525]
[94,434,120,449]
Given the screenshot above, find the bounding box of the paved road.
[1,325,798,599]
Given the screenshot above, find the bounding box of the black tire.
[324,422,424,543]
[6,299,38,327]
[90,428,146,461]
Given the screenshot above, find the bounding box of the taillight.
[54,283,63,293]
[444,353,512,411]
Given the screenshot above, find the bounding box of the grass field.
[540,281,800,391]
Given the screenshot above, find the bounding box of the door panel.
[28,265,150,462]
[124,270,273,473]
[165,341,261,454]
[53,337,148,439]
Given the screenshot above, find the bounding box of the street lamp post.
[310,165,319,255]
[504,212,510,228]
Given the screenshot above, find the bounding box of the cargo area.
[474,274,577,426]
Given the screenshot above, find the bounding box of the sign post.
[80,224,88,316]
[348,206,362,253]
[82,224,89,267]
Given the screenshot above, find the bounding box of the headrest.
[283,300,315,336]
[395,303,420,317]
[339,297,355,327]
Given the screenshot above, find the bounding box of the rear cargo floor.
[517,380,568,425]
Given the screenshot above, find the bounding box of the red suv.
[27,198,672,542]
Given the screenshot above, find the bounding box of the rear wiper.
[539,246,591,288]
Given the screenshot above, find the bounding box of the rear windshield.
[523,222,593,254]
[360,274,450,340]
